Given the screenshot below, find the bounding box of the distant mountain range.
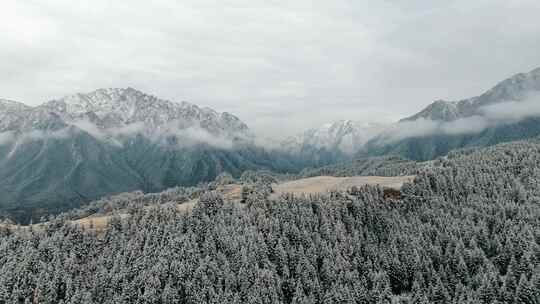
[286,67,540,161]
[0,87,250,139]
[2,67,540,222]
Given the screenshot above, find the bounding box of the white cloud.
[72,119,236,150]
[0,129,75,146]
[108,122,146,137]
[0,132,15,145]
[481,98,540,122]
[441,116,489,136]
[379,94,540,143]
[21,129,72,142]
[164,126,234,150]
[1,119,238,150]
[71,120,108,140]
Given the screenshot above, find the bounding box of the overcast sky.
[2,0,540,137]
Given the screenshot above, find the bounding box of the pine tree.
[514,274,536,304]
[430,277,450,304]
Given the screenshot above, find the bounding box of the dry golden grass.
[218,184,243,201]
[176,200,198,213]
[69,213,130,231]
[272,175,415,197]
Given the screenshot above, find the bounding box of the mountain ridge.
[367,66,540,160]
[402,66,540,122]
[1,88,251,139]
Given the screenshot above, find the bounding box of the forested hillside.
[298,155,420,178]
[1,140,539,303]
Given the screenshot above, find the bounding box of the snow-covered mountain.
[400,99,468,122]
[0,98,30,112]
[0,88,279,223]
[1,88,251,143]
[282,120,387,154]
[402,67,540,122]
[0,99,33,132]
[368,66,540,160]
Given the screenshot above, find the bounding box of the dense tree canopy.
[1,140,540,303]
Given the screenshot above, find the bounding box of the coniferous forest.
[4,1,540,303]
[1,140,540,303]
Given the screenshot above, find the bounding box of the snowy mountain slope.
[368,66,540,160]
[402,67,540,122]
[43,88,250,137]
[400,99,468,122]
[0,98,30,112]
[282,120,387,155]
[1,88,250,141]
[0,99,33,132]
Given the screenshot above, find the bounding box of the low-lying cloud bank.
[379,96,540,143]
[0,120,245,150]
[379,116,488,142]
[3,95,539,151]
[0,129,72,146]
[0,132,14,145]
[161,125,235,150]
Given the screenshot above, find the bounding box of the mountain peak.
[472,66,540,108]
[39,88,249,135]
[0,88,250,139]
[283,119,387,154]
[401,99,460,122]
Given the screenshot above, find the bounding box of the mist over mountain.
[365,67,540,160]
[0,88,301,223]
[405,67,540,121]
[282,120,387,154]
[1,88,252,146]
[281,67,540,161]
